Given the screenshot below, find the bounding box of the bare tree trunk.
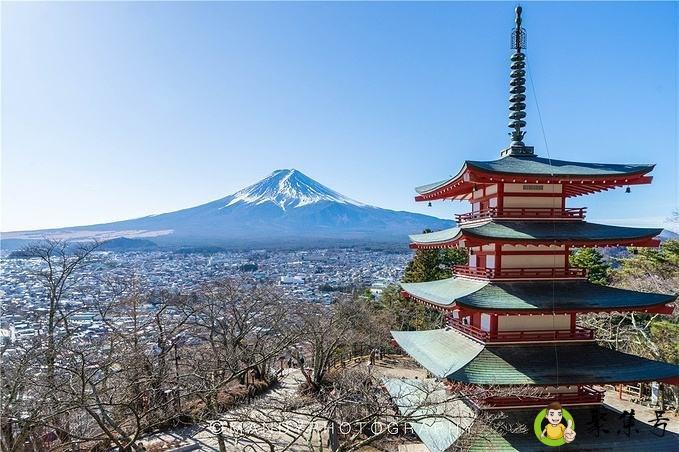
[216,433,227,452]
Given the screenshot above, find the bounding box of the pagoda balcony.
[453,265,587,280]
[448,318,595,343]
[455,207,586,223]
[478,385,604,410]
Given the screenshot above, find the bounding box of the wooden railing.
[455,207,586,223]
[482,385,604,408]
[492,327,594,342]
[448,319,490,341]
[453,265,587,280]
[448,318,595,343]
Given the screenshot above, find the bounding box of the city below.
[0,247,409,346]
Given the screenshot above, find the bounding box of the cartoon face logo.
[534,402,576,446]
[546,405,563,426]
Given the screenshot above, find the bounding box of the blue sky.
[2,1,677,232]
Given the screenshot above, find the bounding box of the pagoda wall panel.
[498,314,570,332]
[501,244,565,252]
[501,254,566,268]
[503,196,562,208]
[542,385,579,394]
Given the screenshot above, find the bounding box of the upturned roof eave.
[409,221,663,248]
[413,158,656,201]
[392,329,679,386]
[447,342,679,386]
[400,278,676,314]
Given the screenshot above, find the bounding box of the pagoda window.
[480,313,491,332]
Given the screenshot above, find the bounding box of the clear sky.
[2,1,677,232]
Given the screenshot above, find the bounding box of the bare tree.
[0,240,98,450]
[22,239,99,390]
[289,296,391,393]
[185,279,297,406]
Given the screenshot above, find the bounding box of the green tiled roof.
[468,156,654,177]
[451,343,679,386]
[415,156,654,195]
[410,226,462,244]
[400,278,488,306]
[409,221,662,245]
[391,329,483,378]
[400,278,676,311]
[383,378,475,452]
[391,329,679,385]
[467,406,679,451]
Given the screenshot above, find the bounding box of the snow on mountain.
[2,169,454,248]
[224,169,364,210]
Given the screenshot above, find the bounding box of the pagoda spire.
[502,5,534,157]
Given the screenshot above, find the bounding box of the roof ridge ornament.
[501,5,535,158]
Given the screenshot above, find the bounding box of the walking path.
[141,357,417,451]
[603,389,679,434]
[141,368,315,451]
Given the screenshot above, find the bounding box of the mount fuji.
[4,169,453,249]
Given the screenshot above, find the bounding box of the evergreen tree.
[402,230,468,283]
[569,248,610,285]
[376,284,441,331]
[617,240,679,279]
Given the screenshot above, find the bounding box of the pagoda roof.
[392,328,679,385]
[400,277,676,313]
[409,220,662,248]
[467,406,679,451]
[415,155,655,201]
[383,378,476,452]
[391,329,484,378]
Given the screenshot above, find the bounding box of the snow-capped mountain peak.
[224,169,365,210]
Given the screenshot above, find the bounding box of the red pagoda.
[388,6,679,451]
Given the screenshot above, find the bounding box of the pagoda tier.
[414,155,655,202]
[391,328,679,386]
[384,379,679,451]
[409,221,662,249]
[399,278,676,315]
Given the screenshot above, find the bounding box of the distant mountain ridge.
[3,169,454,249]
